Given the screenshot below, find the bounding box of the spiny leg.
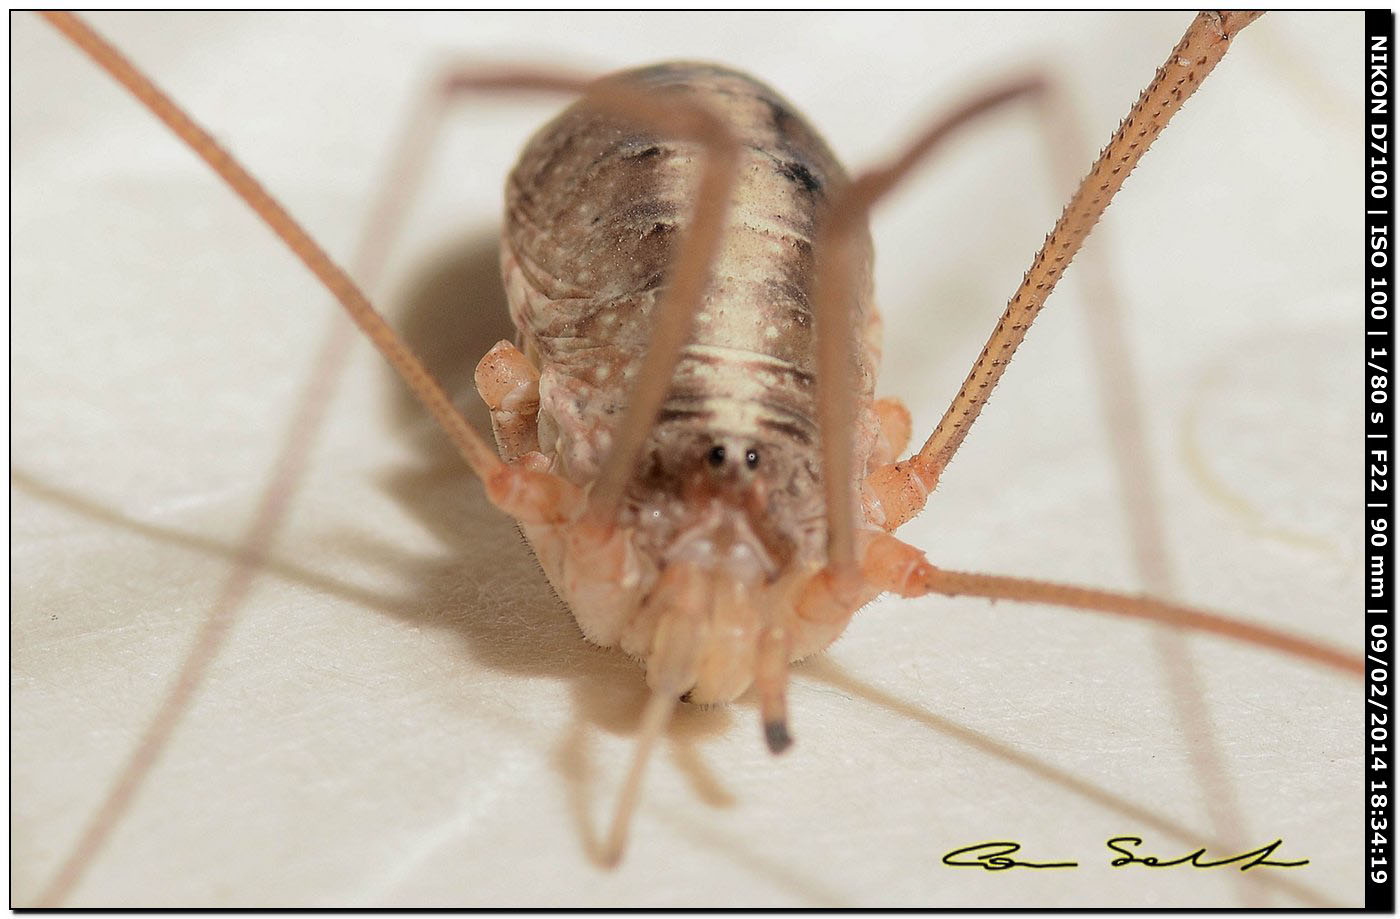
[811,76,1050,580]
[853,49,1259,897]
[812,75,1355,851]
[854,18,1264,888]
[866,11,1264,531]
[841,18,1264,885]
[1027,67,1258,901]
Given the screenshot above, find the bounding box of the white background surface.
[12,11,1362,907]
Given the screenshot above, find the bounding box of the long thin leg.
[41,13,584,526]
[835,531,1364,677]
[847,26,1265,898]
[795,532,1364,677]
[921,567,1364,677]
[866,11,1263,532]
[813,77,1050,579]
[1033,77,1258,904]
[32,14,464,906]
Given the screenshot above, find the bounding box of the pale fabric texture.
[12,11,1362,907]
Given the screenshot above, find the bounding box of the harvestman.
[30,10,1360,904]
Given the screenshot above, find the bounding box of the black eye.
[745,448,760,469]
[707,444,727,468]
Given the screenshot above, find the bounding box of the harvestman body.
[34,10,1362,900]
[487,62,882,700]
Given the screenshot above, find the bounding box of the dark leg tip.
[764,720,793,755]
